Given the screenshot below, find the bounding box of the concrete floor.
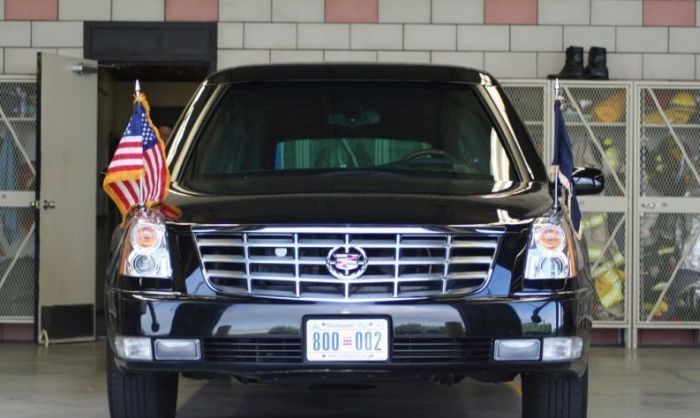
[0,342,699,418]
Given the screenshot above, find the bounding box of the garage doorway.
[95,67,203,336]
[31,22,216,343]
[88,22,216,338]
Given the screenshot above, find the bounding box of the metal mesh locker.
[558,81,633,328]
[637,84,700,327]
[501,80,550,161]
[0,77,37,323]
[503,80,632,329]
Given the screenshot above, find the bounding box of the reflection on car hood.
[165,175,552,226]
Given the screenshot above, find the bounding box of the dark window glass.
[184,83,516,181]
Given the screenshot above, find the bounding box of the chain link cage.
[501,82,547,160]
[0,79,37,322]
[561,84,628,198]
[639,85,700,325]
[584,211,627,322]
[560,83,630,325]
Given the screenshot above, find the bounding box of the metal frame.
[0,75,38,324]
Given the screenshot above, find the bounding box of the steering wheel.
[400,149,452,162]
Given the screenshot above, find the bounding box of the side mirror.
[572,167,604,195]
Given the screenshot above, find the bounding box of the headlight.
[119,211,172,278]
[524,214,576,280]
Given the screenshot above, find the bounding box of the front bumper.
[106,289,592,383]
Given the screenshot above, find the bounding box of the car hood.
[165,175,552,226]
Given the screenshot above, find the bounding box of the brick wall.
[2,0,700,79]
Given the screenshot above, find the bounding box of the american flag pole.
[553,78,561,212]
[135,79,145,209]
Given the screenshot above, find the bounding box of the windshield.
[183,83,517,182]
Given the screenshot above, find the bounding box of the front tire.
[107,344,179,418]
[521,369,588,418]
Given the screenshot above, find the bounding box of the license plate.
[305,318,389,362]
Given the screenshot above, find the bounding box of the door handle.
[641,202,656,209]
[43,200,56,209]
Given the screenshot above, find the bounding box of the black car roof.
[205,63,492,85]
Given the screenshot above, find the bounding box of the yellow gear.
[642,108,695,124]
[670,91,696,108]
[582,214,606,230]
[593,261,613,277]
[594,269,624,309]
[606,147,619,169]
[612,250,624,267]
[643,92,697,125]
[643,301,668,318]
[592,92,626,123]
[588,247,602,261]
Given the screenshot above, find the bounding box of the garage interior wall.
[3,0,700,344]
[1,0,700,80]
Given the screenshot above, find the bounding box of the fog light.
[494,339,541,361]
[154,339,201,360]
[542,337,583,361]
[114,336,152,361]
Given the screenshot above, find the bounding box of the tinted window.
[184,83,516,181]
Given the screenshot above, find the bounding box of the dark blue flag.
[552,100,582,237]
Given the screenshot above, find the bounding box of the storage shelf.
[564,121,627,127]
[2,117,36,122]
[641,124,700,129]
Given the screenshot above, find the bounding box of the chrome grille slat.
[193,228,500,301]
[450,241,498,249]
[446,272,488,280]
[248,256,296,264]
[449,256,493,264]
[201,255,246,263]
[297,239,345,247]
[197,238,244,247]
[207,269,246,278]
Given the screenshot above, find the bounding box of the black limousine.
[106,64,603,418]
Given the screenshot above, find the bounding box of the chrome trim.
[121,290,184,297]
[190,225,508,234]
[192,226,501,301]
[512,288,590,298]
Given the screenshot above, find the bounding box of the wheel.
[107,344,179,418]
[521,369,588,418]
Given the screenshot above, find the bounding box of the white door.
[37,53,98,343]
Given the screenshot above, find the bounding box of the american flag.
[103,92,177,219]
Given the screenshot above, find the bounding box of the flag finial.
[135,79,141,99]
[554,78,561,101]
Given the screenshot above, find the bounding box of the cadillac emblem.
[326,246,368,280]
